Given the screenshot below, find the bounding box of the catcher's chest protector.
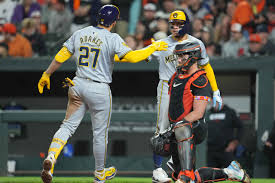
[168,70,206,122]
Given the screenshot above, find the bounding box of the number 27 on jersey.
[78,46,101,68]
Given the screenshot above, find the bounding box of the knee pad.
[193,120,207,145]
[174,124,193,142]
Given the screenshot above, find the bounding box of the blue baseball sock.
[153,153,163,169]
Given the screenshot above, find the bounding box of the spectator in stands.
[201,26,214,46]
[214,14,231,44]
[11,0,41,26]
[263,120,275,178]
[30,10,47,35]
[48,0,72,36]
[212,0,227,20]
[226,0,236,19]
[3,23,32,58]
[21,18,47,56]
[155,17,169,35]
[188,0,210,20]
[206,42,221,57]
[139,3,157,46]
[178,0,193,21]
[206,103,244,168]
[232,0,266,34]
[40,0,55,28]
[245,33,272,56]
[256,24,275,54]
[0,42,8,57]
[191,18,203,39]
[69,0,101,33]
[266,5,275,32]
[0,0,16,24]
[135,21,145,49]
[222,23,248,58]
[124,35,137,50]
[156,0,176,20]
[203,14,214,29]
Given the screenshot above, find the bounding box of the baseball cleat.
[152,168,172,183]
[166,157,175,172]
[224,160,251,183]
[94,166,117,183]
[41,154,55,183]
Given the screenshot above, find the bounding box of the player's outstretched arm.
[116,40,168,63]
[201,63,223,110]
[38,47,72,94]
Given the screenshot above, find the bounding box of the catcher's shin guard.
[174,124,195,172]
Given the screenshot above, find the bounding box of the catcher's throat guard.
[150,126,175,157]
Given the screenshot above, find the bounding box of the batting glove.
[213,90,223,111]
[150,38,168,51]
[62,77,75,88]
[38,72,51,94]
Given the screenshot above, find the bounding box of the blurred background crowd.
[0,0,275,58]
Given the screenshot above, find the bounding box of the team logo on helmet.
[98,4,120,27]
[173,13,178,18]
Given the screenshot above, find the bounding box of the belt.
[79,77,108,85]
[162,80,168,83]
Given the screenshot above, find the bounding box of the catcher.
[152,41,251,183]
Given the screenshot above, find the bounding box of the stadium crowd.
[0,0,275,58]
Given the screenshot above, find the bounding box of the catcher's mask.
[169,10,190,37]
[174,42,201,73]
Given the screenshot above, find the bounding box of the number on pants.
[78,46,100,68]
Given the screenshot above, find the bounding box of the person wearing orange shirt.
[231,0,266,33]
[3,23,32,58]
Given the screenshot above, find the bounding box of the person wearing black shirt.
[263,121,275,178]
[206,104,244,168]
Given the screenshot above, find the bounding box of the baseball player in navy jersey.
[37,4,167,183]
[147,10,223,183]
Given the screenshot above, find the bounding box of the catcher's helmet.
[98,4,120,27]
[174,42,201,72]
[169,10,190,36]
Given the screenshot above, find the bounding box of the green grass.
[0,177,274,183]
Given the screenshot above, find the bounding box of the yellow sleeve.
[201,63,218,92]
[54,46,73,63]
[115,47,156,63]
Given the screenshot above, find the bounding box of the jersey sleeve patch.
[192,75,208,88]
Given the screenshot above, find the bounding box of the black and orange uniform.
[168,70,211,122]
[168,70,234,183]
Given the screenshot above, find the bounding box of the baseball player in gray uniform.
[37,4,168,183]
[148,10,223,183]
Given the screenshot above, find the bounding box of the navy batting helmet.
[98,4,120,27]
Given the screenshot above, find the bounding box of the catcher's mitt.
[150,127,175,157]
[62,77,75,88]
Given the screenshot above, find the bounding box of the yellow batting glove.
[150,38,168,51]
[62,77,75,88]
[38,72,51,94]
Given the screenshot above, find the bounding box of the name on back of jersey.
[80,35,103,47]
